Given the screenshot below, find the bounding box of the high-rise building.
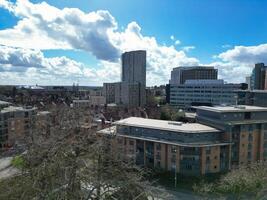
[122,50,146,85]
[103,50,147,107]
[169,66,217,85]
[121,50,146,107]
[251,63,267,90]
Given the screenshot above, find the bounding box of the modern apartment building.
[168,80,246,109]
[169,66,217,85]
[0,103,36,150]
[196,105,267,166]
[251,63,267,90]
[99,105,267,175]
[103,50,147,107]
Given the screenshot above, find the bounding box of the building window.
[129,140,134,146]
[214,165,217,169]
[156,152,161,160]
[206,146,211,154]
[248,151,252,160]
[171,145,177,153]
[157,161,161,168]
[214,156,217,160]
[156,143,161,151]
[244,112,251,120]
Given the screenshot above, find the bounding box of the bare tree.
[0,106,169,200]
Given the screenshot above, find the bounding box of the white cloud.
[0,0,200,86]
[217,44,267,64]
[170,35,180,45]
[174,40,181,45]
[1,0,265,86]
[0,0,119,61]
[209,44,267,83]
[182,46,195,52]
[0,45,117,85]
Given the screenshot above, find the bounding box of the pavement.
[0,157,19,180]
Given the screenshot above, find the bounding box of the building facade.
[0,104,36,150]
[103,50,147,108]
[251,63,267,90]
[236,90,267,107]
[99,105,267,176]
[196,105,267,167]
[169,66,218,85]
[169,80,246,109]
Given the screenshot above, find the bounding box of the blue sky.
[0,0,266,85]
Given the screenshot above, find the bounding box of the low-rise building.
[0,105,36,150]
[99,105,267,175]
[90,96,106,106]
[72,100,91,108]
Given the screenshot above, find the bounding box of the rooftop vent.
[168,121,182,126]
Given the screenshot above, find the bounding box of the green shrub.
[11,156,25,169]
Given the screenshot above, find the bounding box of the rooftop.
[195,105,267,113]
[114,117,220,133]
[0,100,11,105]
[1,106,36,113]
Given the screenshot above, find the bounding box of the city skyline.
[0,0,267,86]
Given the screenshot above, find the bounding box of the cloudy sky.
[0,0,266,86]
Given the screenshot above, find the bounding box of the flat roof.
[0,100,11,105]
[114,117,220,133]
[195,105,267,113]
[1,106,36,113]
[98,126,229,147]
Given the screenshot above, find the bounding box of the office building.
[169,66,217,85]
[236,90,267,107]
[0,103,36,150]
[169,80,246,109]
[99,105,267,175]
[251,63,267,90]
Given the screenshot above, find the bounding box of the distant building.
[0,105,36,150]
[103,83,116,104]
[169,80,246,109]
[99,105,267,175]
[236,90,267,107]
[121,50,146,107]
[72,100,90,108]
[103,50,147,108]
[90,96,106,106]
[251,63,267,90]
[245,76,251,90]
[169,66,218,85]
